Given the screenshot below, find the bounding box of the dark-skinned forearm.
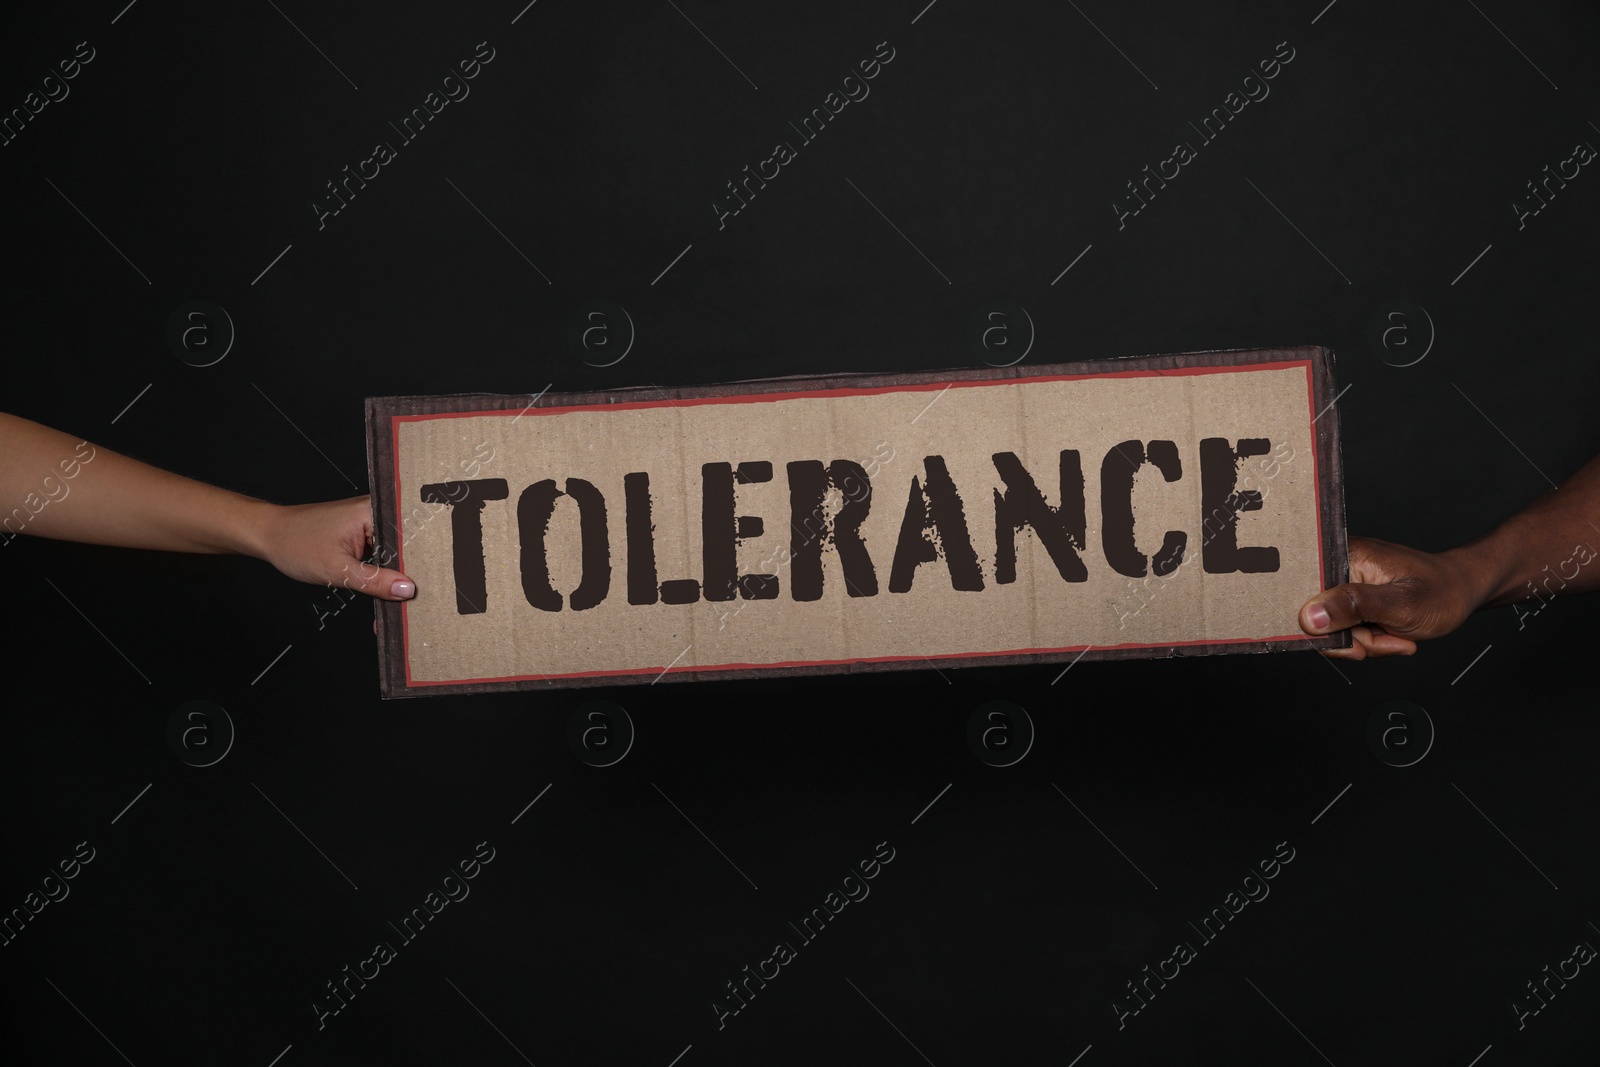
[1441,453,1600,611]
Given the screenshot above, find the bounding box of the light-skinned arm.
[0,412,414,600]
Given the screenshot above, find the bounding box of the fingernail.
[1305,604,1329,631]
[391,579,415,600]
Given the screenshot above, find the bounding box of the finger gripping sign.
[366,346,1348,698]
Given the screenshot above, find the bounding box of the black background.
[3,1,1599,1064]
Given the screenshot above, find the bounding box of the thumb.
[1300,582,1409,636]
[340,560,416,601]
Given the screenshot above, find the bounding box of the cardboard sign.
[366,346,1347,698]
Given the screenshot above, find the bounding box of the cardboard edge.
[366,395,408,699]
[368,346,1329,417]
[376,636,1346,698]
[1308,346,1353,652]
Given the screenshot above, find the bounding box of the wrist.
[229,497,283,560]
[1442,533,1514,612]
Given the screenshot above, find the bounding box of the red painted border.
[391,360,1323,687]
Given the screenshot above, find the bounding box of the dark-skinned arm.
[1299,454,1600,659]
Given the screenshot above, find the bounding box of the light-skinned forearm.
[0,412,275,557]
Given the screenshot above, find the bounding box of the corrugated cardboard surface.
[368,347,1347,697]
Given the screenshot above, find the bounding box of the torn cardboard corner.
[365,346,1348,698]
